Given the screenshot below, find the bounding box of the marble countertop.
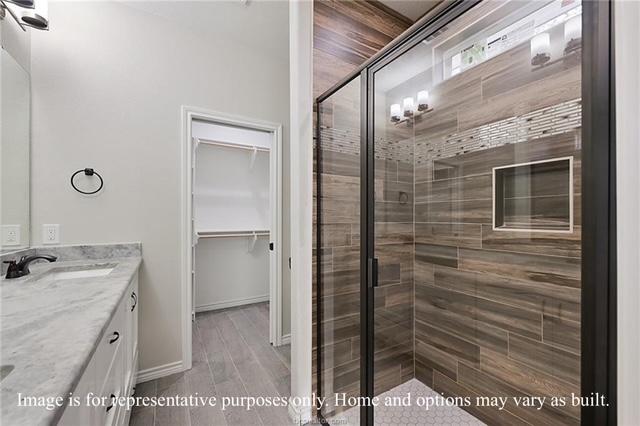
[0,256,141,425]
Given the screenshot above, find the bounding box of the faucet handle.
[3,260,16,265]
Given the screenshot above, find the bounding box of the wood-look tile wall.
[312,1,414,417]
[313,0,412,98]
[411,27,582,426]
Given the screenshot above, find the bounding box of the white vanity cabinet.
[58,273,139,426]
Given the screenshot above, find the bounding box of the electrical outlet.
[42,224,60,244]
[1,225,21,247]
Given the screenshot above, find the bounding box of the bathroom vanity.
[0,245,141,426]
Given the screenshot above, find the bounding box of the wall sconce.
[417,90,429,111]
[530,33,551,66]
[390,104,402,123]
[402,97,414,117]
[20,0,47,29]
[564,15,581,54]
[0,0,47,30]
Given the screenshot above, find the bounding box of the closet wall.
[193,121,271,311]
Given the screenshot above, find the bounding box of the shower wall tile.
[542,313,581,353]
[415,284,542,340]
[415,223,482,249]
[507,334,580,386]
[481,225,581,258]
[415,199,493,224]
[415,243,458,268]
[415,320,480,367]
[415,174,492,203]
[458,248,581,288]
[480,349,580,419]
[457,363,579,426]
[432,265,580,322]
[415,340,458,381]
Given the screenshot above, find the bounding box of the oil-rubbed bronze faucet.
[3,255,57,279]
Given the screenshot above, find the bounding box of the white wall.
[615,1,640,424]
[289,0,314,422]
[29,1,290,374]
[0,18,30,72]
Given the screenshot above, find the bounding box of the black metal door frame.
[316,1,616,425]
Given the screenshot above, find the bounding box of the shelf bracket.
[249,146,258,170]
[248,232,258,252]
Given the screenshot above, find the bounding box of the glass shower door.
[371,0,582,425]
[316,76,362,424]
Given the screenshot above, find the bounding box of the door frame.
[180,106,284,371]
[315,0,617,425]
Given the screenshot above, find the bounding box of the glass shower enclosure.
[315,0,613,425]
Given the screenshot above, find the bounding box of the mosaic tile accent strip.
[319,98,582,166]
[415,98,582,165]
[328,379,485,426]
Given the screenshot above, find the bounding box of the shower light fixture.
[390,104,402,123]
[402,97,414,117]
[564,15,581,54]
[530,32,551,66]
[417,90,429,111]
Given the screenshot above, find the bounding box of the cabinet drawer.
[95,301,125,392]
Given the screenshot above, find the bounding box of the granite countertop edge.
[0,255,142,426]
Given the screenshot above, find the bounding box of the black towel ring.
[71,168,104,195]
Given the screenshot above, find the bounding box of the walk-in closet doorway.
[181,107,284,372]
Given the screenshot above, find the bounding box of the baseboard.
[136,360,184,384]
[195,294,269,313]
[288,400,313,425]
[281,333,291,345]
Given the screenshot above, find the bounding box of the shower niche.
[493,157,573,232]
[315,0,595,425]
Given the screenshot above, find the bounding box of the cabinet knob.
[109,331,120,344]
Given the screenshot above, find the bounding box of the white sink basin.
[45,265,116,280]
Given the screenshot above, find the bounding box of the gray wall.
[29,1,290,373]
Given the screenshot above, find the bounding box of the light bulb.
[530,33,551,66]
[417,90,429,111]
[402,97,414,117]
[390,104,402,122]
[564,15,581,54]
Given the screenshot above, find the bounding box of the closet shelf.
[196,229,270,238]
[195,137,270,153]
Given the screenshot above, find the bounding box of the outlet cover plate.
[1,225,21,247]
[42,224,60,245]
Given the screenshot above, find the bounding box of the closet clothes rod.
[195,137,270,152]
[197,230,270,238]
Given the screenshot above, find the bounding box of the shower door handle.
[368,258,379,288]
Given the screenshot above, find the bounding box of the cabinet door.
[124,274,139,396]
[59,356,97,425]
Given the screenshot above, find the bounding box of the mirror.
[1,47,30,251]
